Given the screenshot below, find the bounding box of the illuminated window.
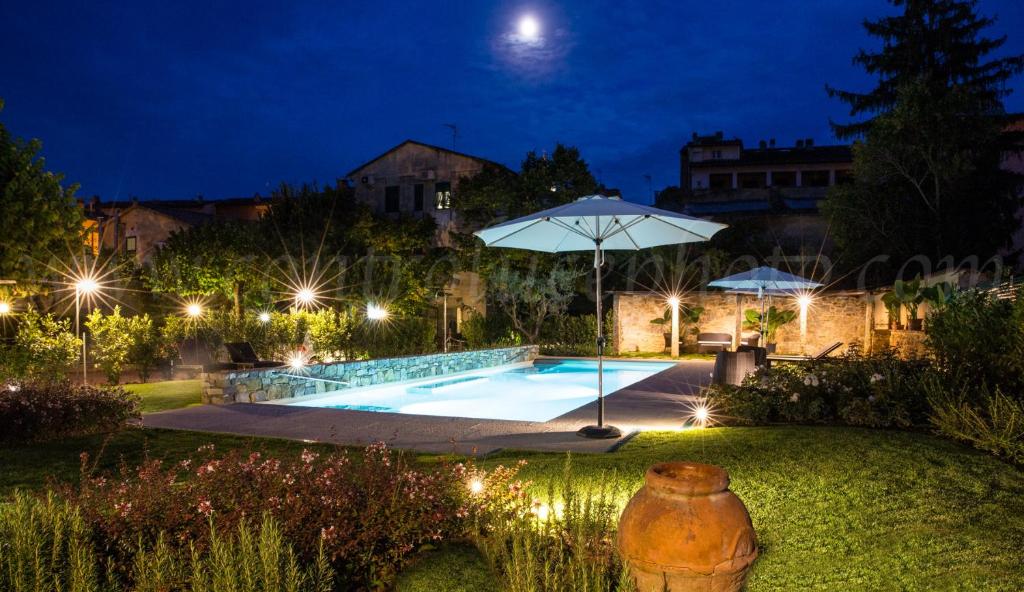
[384,185,400,213]
[435,181,451,210]
[414,184,424,211]
[125,236,137,254]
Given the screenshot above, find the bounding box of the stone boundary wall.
[613,291,870,356]
[202,345,539,404]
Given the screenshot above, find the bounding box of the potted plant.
[894,276,924,331]
[881,291,903,330]
[742,306,796,353]
[651,305,704,352]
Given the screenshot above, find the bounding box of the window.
[435,181,451,210]
[384,185,400,213]
[737,172,767,189]
[125,236,137,255]
[711,150,723,159]
[414,184,424,211]
[801,170,830,187]
[709,173,732,190]
[771,171,797,187]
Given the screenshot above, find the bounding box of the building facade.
[345,140,509,248]
[81,197,268,262]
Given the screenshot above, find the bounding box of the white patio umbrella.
[474,195,727,438]
[708,266,822,340]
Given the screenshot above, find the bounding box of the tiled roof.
[345,140,512,178]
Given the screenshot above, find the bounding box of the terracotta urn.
[617,462,758,592]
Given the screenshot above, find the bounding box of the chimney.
[796,139,805,148]
[769,138,776,147]
[805,138,814,147]
[759,140,767,149]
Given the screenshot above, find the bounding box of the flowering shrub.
[71,442,470,590]
[708,346,932,427]
[0,383,139,443]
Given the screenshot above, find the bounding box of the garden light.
[798,293,813,345]
[667,295,680,308]
[287,352,307,370]
[667,295,680,357]
[74,276,99,295]
[468,478,484,495]
[295,287,317,307]
[0,301,10,315]
[258,312,271,323]
[687,400,714,429]
[366,302,389,321]
[186,303,203,318]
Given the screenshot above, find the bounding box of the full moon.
[518,14,540,39]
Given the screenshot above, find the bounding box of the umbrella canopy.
[475,195,727,438]
[709,266,822,339]
[474,195,727,252]
[708,266,822,294]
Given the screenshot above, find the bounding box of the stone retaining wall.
[613,291,870,356]
[202,345,539,404]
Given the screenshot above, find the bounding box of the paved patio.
[143,359,713,455]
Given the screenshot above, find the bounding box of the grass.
[0,427,338,496]
[124,379,202,413]
[2,425,1022,590]
[399,426,1024,591]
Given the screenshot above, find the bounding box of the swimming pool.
[288,358,674,422]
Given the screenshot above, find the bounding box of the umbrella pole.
[577,240,621,439]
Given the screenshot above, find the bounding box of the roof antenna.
[443,123,458,150]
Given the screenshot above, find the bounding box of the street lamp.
[74,276,100,385]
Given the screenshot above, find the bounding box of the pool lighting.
[258,312,271,323]
[0,301,10,315]
[468,478,484,495]
[367,303,389,321]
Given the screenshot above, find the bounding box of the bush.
[0,383,140,444]
[928,383,1024,464]
[461,310,520,349]
[707,346,932,428]
[469,457,636,592]
[925,290,1024,397]
[71,442,467,590]
[0,493,334,592]
[357,316,437,359]
[0,309,80,383]
[541,314,598,356]
[307,308,358,361]
[86,306,159,384]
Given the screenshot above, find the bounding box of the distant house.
[658,131,854,252]
[345,140,511,247]
[80,196,268,262]
[1003,114,1024,269]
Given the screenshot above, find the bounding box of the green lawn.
[125,379,202,413]
[400,427,1024,591]
[2,425,1022,590]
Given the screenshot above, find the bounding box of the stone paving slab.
[143,360,713,455]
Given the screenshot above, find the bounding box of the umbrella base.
[576,424,623,439]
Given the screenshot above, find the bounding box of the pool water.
[289,359,674,422]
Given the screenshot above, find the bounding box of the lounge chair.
[766,342,843,364]
[224,342,283,369]
[697,332,733,353]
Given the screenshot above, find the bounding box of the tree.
[147,220,266,315]
[0,99,84,282]
[488,264,583,344]
[823,0,1024,279]
[0,308,81,383]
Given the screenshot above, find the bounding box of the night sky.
[3,1,1023,204]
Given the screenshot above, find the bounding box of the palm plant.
[742,306,796,344]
